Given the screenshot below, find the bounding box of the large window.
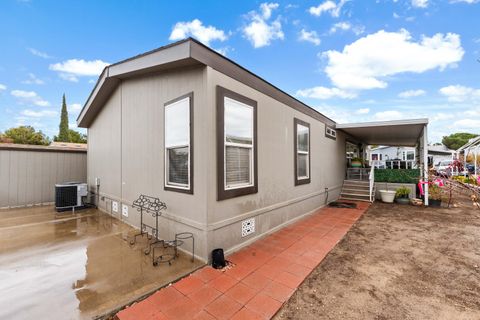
[294,118,310,185]
[164,93,193,194]
[217,86,257,200]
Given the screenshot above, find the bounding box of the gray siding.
[0,150,87,208]
[205,67,346,256]
[87,66,209,260]
[86,65,347,261]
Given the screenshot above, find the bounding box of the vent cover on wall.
[241,218,255,237]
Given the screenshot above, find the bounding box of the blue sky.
[0,0,479,142]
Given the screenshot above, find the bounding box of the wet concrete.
[0,206,203,320]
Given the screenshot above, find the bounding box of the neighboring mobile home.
[77,38,429,262]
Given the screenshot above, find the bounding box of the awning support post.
[423,124,429,206]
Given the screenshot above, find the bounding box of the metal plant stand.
[129,195,167,255]
[153,232,195,266]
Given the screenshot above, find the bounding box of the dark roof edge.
[188,39,335,126]
[78,37,336,127]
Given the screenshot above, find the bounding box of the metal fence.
[0,144,87,208]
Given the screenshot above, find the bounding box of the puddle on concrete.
[0,206,203,319]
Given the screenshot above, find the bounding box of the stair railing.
[369,166,375,202]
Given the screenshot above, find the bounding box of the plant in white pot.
[380,169,396,203]
[379,188,396,203]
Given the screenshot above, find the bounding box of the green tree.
[442,132,479,150]
[56,94,70,142]
[68,129,87,143]
[3,126,51,145]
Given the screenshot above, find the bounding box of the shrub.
[374,169,421,183]
[429,184,443,201]
[395,186,410,198]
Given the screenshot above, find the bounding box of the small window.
[406,151,415,160]
[164,93,193,194]
[372,154,379,161]
[325,126,336,140]
[217,86,257,200]
[294,118,310,185]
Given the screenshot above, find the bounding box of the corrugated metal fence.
[0,144,87,208]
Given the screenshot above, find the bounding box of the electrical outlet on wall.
[122,204,128,217]
[242,218,255,237]
[112,201,118,213]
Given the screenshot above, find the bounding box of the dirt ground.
[275,194,480,320]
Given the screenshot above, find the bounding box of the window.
[406,151,415,160]
[164,93,193,194]
[325,126,336,140]
[372,154,379,161]
[294,118,310,185]
[217,86,257,200]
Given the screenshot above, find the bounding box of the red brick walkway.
[116,202,369,320]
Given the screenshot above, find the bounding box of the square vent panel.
[241,218,255,237]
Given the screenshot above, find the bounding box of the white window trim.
[164,97,191,190]
[224,98,254,190]
[297,124,310,180]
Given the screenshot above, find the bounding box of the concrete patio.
[0,206,203,319]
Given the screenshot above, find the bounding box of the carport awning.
[336,118,428,147]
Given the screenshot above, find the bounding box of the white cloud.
[69,103,82,112]
[169,19,227,46]
[323,29,464,90]
[22,73,44,85]
[439,85,480,102]
[373,110,404,121]
[215,47,231,56]
[355,108,370,114]
[453,119,480,128]
[0,84,6,91]
[299,29,321,46]
[412,0,428,8]
[330,22,364,35]
[27,48,52,59]
[243,3,284,48]
[330,22,351,33]
[49,59,109,82]
[59,73,79,82]
[432,113,454,121]
[449,0,479,3]
[260,2,279,19]
[20,109,57,117]
[398,89,426,98]
[296,86,356,99]
[11,90,50,107]
[309,0,348,17]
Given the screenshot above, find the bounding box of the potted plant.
[428,184,443,207]
[395,186,410,205]
[379,188,396,203]
[351,157,363,168]
[379,170,396,203]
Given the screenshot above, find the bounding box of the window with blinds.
[165,95,191,191]
[295,119,310,185]
[224,97,254,189]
